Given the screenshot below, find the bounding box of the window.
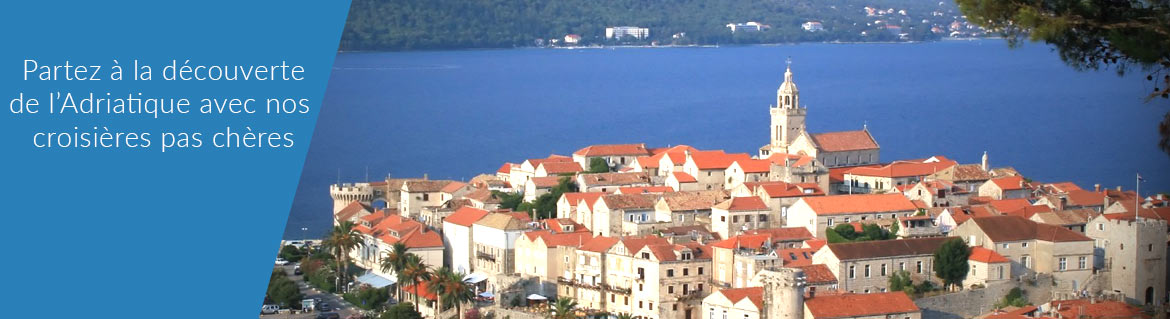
[899,262,905,271]
[1098,223,1104,231]
[720,216,726,222]
[611,295,615,302]
[864,265,871,277]
[698,283,704,291]
[673,304,678,311]
[916,261,923,274]
[683,268,689,276]
[1078,256,1087,269]
[1021,256,1031,268]
[422,193,429,201]
[1022,242,1029,248]
[732,216,739,223]
[649,302,654,310]
[827,218,835,226]
[998,266,1004,279]
[668,286,674,294]
[625,297,628,305]
[639,284,643,291]
[760,214,768,222]
[1059,257,1068,271]
[667,269,674,277]
[683,284,689,294]
[639,301,643,308]
[849,265,856,279]
[698,267,704,275]
[881,264,887,276]
[1150,244,1155,252]
[1002,243,1010,249]
[745,215,753,223]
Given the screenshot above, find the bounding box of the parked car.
[294,265,303,275]
[315,312,341,319]
[261,304,280,315]
[275,258,289,265]
[317,302,331,311]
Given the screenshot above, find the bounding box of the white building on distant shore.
[606,26,649,40]
[727,22,768,33]
[802,21,824,32]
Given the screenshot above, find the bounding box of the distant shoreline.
[336,38,1001,54]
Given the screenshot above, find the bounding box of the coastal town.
[268,64,1168,319]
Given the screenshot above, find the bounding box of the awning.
[355,272,396,288]
[464,272,488,284]
[527,294,547,300]
[478,291,494,298]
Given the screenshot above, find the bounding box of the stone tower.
[769,61,807,155]
[1092,218,1168,306]
[329,182,375,214]
[753,268,806,319]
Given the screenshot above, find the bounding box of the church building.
[759,62,881,168]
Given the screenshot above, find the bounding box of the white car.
[275,258,289,265]
[261,304,280,315]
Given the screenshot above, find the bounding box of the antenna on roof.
[863,120,868,130]
[337,168,341,185]
[365,165,369,182]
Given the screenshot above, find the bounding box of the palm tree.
[323,221,363,292]
[548,297,579,319]
[426,267,449,318]
[380,242,409,301]
[615,313,633,319]
[400,254,432,314]
[427,267,476,319]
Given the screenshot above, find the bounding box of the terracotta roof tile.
[717,287,765,310]
[805,292,919,318]
[672,172,698,183]
[600,193,658,210]
[799,193,918,215]
[732,159,773,173]
[404,180,455,193]
[846,157,957,178]
[579,236,620,252]
[951,164,993,182]
[756,181,825,198]
[573,143,651,157]
[777,247,819,267]
[988,198,1033,215]
[969,247,1010,263]
[714,196,770,211]
[990,176,1027,191]
[441,181,468,194]
[445,207,491,227]
[968,215,1091,242]
[562,192,607,207]
[617,186,674,194]
[809,130,880,152]
[826,237,951,260]
[539,161,585,174]
[690,151,753,170]
[1050,300,1148,319]
[795,264,838,284]
[579,172,651,187]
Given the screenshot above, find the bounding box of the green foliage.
[341,0,947,51]
[279,245,306,263]
[344,286,391,310]
[518,177,579,219]
[888,270,912,292]
[827,223,895,243]
[548,297,579,319]
[933,238,972,289]
[995,288,1030,308]
[381,303,423,319]
[493,191,524,210]
[955,0,1170,154]
[588,158,610,173]
[267,269,304,308]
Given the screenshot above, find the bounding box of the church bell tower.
[768,59,807,155]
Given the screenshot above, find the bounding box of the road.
[260,264,362,319]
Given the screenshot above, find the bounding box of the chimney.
[1094,184,1101,192]
[1117,186,1123,192]
[423,173,429,180]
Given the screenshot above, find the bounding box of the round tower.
[329,182,375,214]
[755,267,806,319]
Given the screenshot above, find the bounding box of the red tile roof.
[579,236,620,252]
[990,176,1027,191]
[617,186,674,194]
[562,192,607,207]
[795,264,838,284]
[402,282,437,301]
[498,163,515,174]
[826,237,951,260]
[539,161,585,174]
[804,292,919,318]
[522,230,593,248]
[579,172,651,187]
[573,143,651,157]
[672,172,698,183]
[716,287,764,309]
[690,151,753,170]
[745,227,815,242]
[1064,190,1108,207]
[714,196,769,211]
[441,181,468,193]
[530,176,564,188]
[777,247,819,267]
[969,247,1010,263]
[988,198,1033,215]
[846,157,957,178]
[809,130,879,152]
[1051,299,1148,319]
[967,215,1091,242]
[445,206,491,227]
[732,159,773,173]
[800,193,918,215]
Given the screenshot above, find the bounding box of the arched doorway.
[1146,286,1154,305]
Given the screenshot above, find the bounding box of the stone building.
[472,213,529,278]
[757,63,880,167]
[711,196,774,239]
[786,193,919,238]
[950,215,1093,290]
[573,143,652,171]
[811,237,950,293]
[1084,214,1167,306]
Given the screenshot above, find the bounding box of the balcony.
[835,184,872,194]
[476,252,497,262]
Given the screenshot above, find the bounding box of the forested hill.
[340,0,968,51]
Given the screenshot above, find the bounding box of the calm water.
[284,40,1170,239]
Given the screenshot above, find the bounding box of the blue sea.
[283,40,1170,239]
